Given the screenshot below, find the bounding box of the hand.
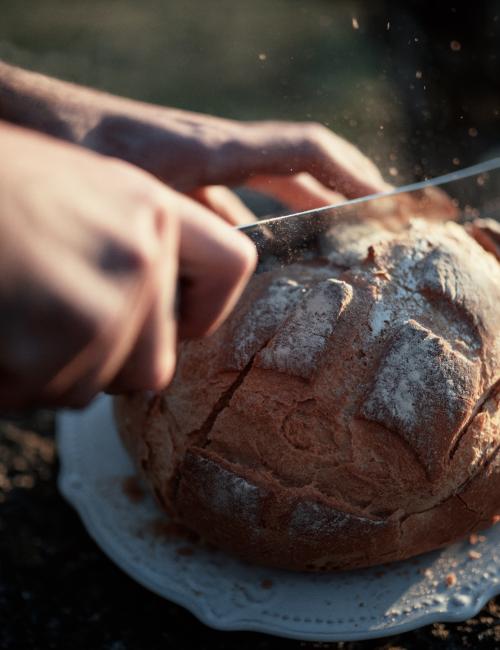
[85,107,391,216]
[0,63,390,222]
[0,123,256,409]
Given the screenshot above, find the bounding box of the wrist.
[0,61,124,148]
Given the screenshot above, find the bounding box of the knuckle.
[304,121,329,142]
[121,198,176,276]
[125,238,156,275]
[295,122,330,166]
[228,234,257,278]
[152,202,177,240]
[104,229,158,279]
[145,354,176,390]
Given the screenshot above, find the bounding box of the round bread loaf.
[115,216,500,571]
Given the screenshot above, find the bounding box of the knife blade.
[237,158,500,270]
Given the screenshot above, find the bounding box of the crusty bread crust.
[114,216,500,571]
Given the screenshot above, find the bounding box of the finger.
[105,286,176,395]
[175,193,257,339]
[210,122,392,199]
[60,285,177,406]
[1,248,152,409]
[38,214,168,405]
[40,278,154,407]
[106,209,180,393]
[247,172,346,212]
[189,185,257,226]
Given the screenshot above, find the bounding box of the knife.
[237,158,500,270]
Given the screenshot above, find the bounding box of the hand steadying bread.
[116,210,500,571]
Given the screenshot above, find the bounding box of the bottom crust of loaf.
[114,393,500,572]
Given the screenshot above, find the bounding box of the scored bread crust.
[115,216,500,571]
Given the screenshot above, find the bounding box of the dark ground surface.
[1,414,500,650]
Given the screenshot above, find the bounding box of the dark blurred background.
[1,0,499,186]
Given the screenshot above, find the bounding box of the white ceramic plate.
[57,395,500,642]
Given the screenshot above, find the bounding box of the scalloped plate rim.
[57,397,500,642]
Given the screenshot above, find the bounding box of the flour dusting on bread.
[115,215,500,571]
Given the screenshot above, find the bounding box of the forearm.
[0,61,228,187]
[0,61,389,197]
[0,61,109,144]
[0,61,223,144]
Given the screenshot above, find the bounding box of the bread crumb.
[421,568,434,579]
[468,550,482,560]
[445,573,457,587]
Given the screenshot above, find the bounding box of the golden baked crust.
[115,217,500,571]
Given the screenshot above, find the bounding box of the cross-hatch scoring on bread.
[115,216,500,571]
